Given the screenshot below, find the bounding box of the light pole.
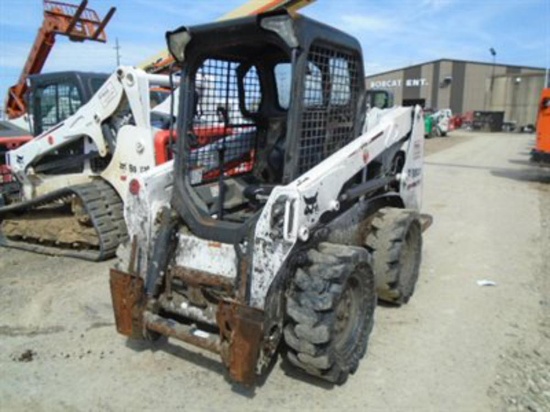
[489,47,496,91]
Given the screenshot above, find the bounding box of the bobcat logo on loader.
[303,192,319,216]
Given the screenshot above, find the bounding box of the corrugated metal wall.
[490,74,545,126]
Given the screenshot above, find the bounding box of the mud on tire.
[284,242,376,384]
[365,207,422,305]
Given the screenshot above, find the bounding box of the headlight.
[259,13,298,48]
[166,28,191,63]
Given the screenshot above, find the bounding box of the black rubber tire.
[365,207,422,305]
[284,242,376,384]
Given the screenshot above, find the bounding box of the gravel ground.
[489,177,550,412]
[0,130,549,411]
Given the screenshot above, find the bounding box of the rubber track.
[0,180,127,261]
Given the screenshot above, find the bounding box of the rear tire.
[284,243,376,384]
[365,207,422,305]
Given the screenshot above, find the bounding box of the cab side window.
[36,82,82,134]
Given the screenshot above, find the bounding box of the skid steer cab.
[111,11,428,386]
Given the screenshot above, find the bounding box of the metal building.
[365,59,545,127]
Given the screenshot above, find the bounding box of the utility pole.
[114,37,121,66]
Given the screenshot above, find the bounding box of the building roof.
[365,58,546,78]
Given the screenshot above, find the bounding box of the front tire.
[284,243,376,384]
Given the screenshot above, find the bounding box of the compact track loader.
[0,66,179,260]
[110,12,429,385]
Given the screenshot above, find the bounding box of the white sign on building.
[370,78,428,89]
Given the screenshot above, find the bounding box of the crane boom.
[4,0,116,120]
[139,0,316,74]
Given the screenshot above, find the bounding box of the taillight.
[129,179,140,196]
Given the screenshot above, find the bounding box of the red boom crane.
[4,0,116,120]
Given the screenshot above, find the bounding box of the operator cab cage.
[28,71,108,135]
[168,11,366,244]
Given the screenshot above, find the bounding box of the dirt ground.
[1,131,549,411]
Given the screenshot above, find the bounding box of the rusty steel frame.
[110,266,266,385]
[170,265,235,295]
[217,301,264,385]
[109,268,145,340]
[144,312,221,354]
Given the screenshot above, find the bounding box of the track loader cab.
[111,11,427,386]
[28,71,108,135]
[0,71,108,180]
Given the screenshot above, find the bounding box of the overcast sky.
[0,0,547,108]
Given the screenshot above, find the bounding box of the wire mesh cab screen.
[298,43,360,175]
[187,58,261,185]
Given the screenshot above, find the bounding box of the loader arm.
[250,106,424,307]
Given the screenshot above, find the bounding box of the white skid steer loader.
[110,11,432,386]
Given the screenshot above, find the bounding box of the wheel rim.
[334,275,363,352]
